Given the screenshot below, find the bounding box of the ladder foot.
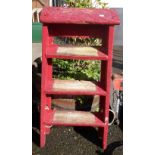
[102,127,108,150]
[40,128,46,148]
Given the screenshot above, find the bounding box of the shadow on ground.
[74,127,123,155]
[96,141,123,155]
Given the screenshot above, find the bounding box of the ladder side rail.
[40,24,53,147]
[99,25,115,150]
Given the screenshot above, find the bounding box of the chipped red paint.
[40,7,120,25]
[40,7,120,150]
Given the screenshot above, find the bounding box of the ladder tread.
[47,110,105,127]
[45,79,107,96]
[46,45,108,60]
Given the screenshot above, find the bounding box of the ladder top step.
[40,7,120,25]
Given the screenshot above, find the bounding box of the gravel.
[32,124,122,155]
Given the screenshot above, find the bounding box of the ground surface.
[32,43,123,155]
[33,126,122,155]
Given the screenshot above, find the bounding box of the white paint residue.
[99,14,104,17]
[105,117,109,121]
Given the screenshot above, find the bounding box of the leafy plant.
[64,0,108,8]
[53,58,100,81]
[65,0,92,8]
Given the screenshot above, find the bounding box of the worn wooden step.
[46,45,108,60]
[45,79,107,96]
[50,110,105,127]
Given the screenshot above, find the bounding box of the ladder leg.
[40,121,46,147]
[44,95,52,135]
[102,99,109,150]
[98,96,109,150]
[40,92,47,147]
[99,95,110,150]
[103,124,108,150]
[100,26,114,150]
[44,57,53,135]
[44,98,51,135]
[98,96,104,139]
[40,24,52,147]
[44,33,54,134]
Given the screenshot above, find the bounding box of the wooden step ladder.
[39,7,120,150]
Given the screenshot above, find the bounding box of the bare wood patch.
[53,80,96,92]
[53,110,95,124]
[57,47,98,56]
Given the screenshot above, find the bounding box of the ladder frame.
[40,24,114,150]
[39,7,119,150]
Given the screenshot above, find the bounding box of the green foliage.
[64,0,108,8]
[65,0,92,8]
[66,37,102,46]
[53,58,100,81]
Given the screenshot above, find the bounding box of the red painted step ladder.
[39,7,120,150]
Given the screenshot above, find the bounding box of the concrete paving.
[32,43,42,63]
